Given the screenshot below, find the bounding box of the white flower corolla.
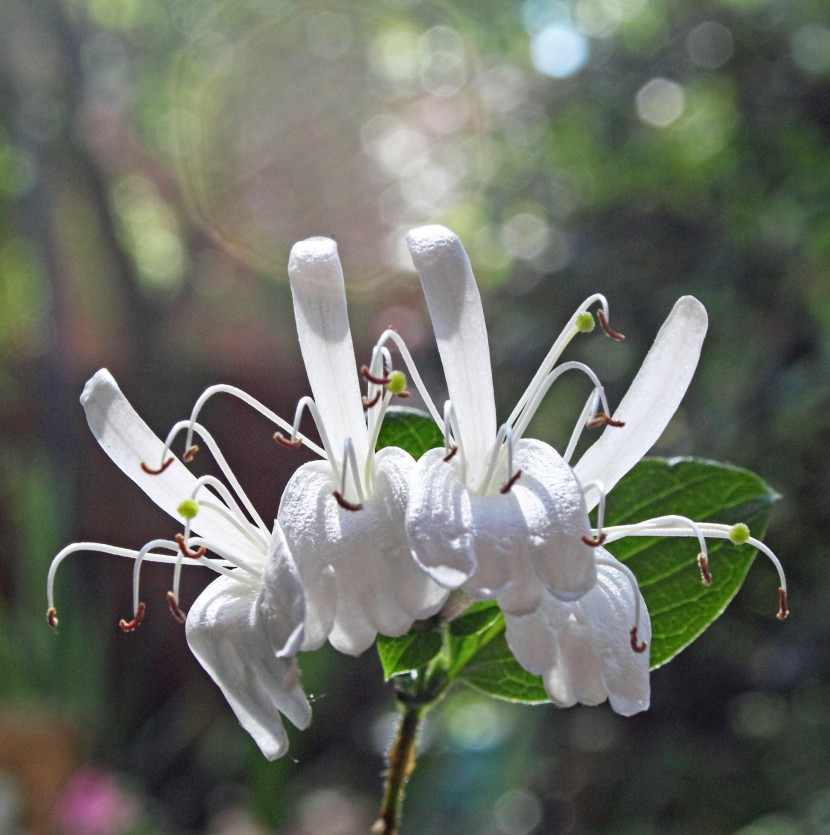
[47,370,310,760]
[406,225,789,715]
[275,237,448,655]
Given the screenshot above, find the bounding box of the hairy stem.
[372,701,424,835]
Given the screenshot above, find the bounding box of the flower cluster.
[47,227,788,758]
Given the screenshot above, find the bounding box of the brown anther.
[397,390,411,398]
[597,309,625,341]
[500,470,523,494]
[119,601,146,633]
[776,587,789,621]
[587,413,626,429]
[697,553,712,586]
[141,457,173,475]
[47,607,59,631]
[167,591,186,624]
[362,391,382,408]
[175,533,206,559]
[443,445,458,462]
[360,364,390,386]
[333,491,363,512]
[630,626,648,653]
[582,532,607,547]
[182,444,200,463]
[274,431,303,450]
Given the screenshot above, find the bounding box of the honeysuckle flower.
[47,370,310,760]
[274,237,448,654]
[406,225,788,714]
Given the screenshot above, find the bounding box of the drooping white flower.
[406,225,788,714]
[47,370,310,760]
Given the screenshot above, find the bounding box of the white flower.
[47,370,310,760]
[275,237,448,655]
[405,225,788,714]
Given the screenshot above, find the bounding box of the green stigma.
[729,523,750,545]
[178,499,199,520]
[386,370,407,395]
[576,311,595,333]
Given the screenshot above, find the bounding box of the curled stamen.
[597,308,625,341]
[333,490,362,512]
[500,469,522,494]
[119,601,146,633]
[274,431,303,449]
[777,587,789,621]
[175,533,206,559]
[361,364,390,386]
[362,391,382,408]
[587,412,626,429]
[141,457,173,475]
[443,445,458,462]
[182,444,199,463]
[582,533,607,547]
[167,591,186,624]
[47,607,59,631]
[698,553,712,586]
[630,626,648,653]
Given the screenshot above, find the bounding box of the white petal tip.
[288,237,340,274]
[674,295,708,328]
[406,225,464,264]
[80,368,116,406]
[422,563,470,591]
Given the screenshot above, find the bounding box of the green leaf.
[604,457,778,669]
[377,628,443,680]
[448,601,502,637]
[375,406,443,460]
[457,632,548,704]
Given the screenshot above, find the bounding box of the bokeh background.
[1,0,829,832]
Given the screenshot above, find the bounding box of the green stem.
[371,701,424,835]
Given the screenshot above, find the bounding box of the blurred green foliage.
[1,0,829,832]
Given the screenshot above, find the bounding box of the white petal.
[574,296,708,510]
[526,552,651,715]
[288,238,368,474]
[185,575,311,760]
[406,441,595,610]
[258,523,306,658]
[406,226,496,485]
[81,370,257,557]
[279,448,446,656]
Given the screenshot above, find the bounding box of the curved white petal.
[279,448,446,656]
[81,370,258,557]
[407,226,496,485]
[506,551,650,716]
[185,575,311,761]
[288,238,368,474]
[406,440,595,613]
[259,523,306,658]
[574,296,708,510]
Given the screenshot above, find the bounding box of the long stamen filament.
[594,557,647,653]
[581,480,607,542]
[188,475,270,540]
[506,293,612,431]
[443,401,466,485]
[196,499,269,555]
[564,390,600,464]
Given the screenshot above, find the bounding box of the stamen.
[630,626,648,653]
[587,412,626,429]
[47,607,59,631]
[362,391,382,408]
[443,445,458,462]
[777,587,789,621]
[175,533,206,559]
[698,553,713,586]
[500,470,522,494]
[361,364,390,386]
[167,591,186,624]
[597,308,625,341]
[119,601,146,633]
[442,401,467,484]
[582,533,607,547]
[274,431,303,449]
[141,457,173,475]
[183,444,199,463]
[333,490,363,511]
